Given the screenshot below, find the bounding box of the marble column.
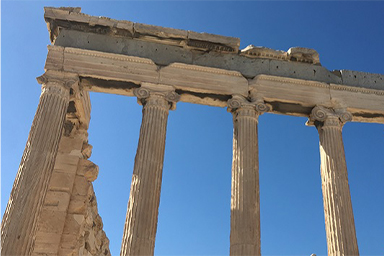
[1,71,77,255]
[309,106,359,256]
[227,95,269,256]
[121,84,179,256]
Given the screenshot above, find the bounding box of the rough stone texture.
[227,95,269,256]
[22,75,111,256]
[55,120,110,256]
[241,45,288,60]
[308,106,359,255]
[121,85,178,256]
[287,47,320,64]
[1,73,73,255]
[44,7,239,53]
[60,183,111,256]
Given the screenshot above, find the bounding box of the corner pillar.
[308,106,359,256]
[1,71,78,255]
[120,84,179,256]
[227,95,269,256]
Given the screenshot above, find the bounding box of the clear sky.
[1,1,384,255]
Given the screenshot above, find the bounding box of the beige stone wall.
[32,92,110,256]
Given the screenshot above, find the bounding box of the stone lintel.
[43,45,384,123]
[250,75,384,123]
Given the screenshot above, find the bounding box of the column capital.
[307,105,352,128]
[227,95,270,114]
[36,70,79,89]
[134,83,180,110]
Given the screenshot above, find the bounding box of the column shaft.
[229,97,263,256]
[121,95,170,256]
[317,119,359,255]
[1,82,70,255]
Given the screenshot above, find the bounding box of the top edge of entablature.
[43,7,323,66]
[43,7,240,53]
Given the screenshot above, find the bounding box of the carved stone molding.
[308,105,352,128]
[134,83,180,110]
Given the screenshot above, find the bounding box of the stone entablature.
[41,7,384,124]
[44,7,383,91]
[44,45,384,123]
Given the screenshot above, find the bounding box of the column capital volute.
[307,105,352,128]
[133,83,180,110]
[36,70,79,89]
[227,94,270,114]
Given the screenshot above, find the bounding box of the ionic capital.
[307,105,352,129]
[36,71,79,100]
[227,95,270,114]
[134,83,180,110]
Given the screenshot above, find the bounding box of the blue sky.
[1,1,384,255]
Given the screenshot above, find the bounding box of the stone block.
[340,70,384,90]
[240,45,288,60]
[34,232,62,251]
[77,159,97,176]
[54,154,80,175]
[62,213,84,235]
[44,190,71,212]
[67,195,87,214]
[60,233,78,249]
[160,63,248,96]
[72,175,91,196]
[45,45,64,71]
[58,248,76,255]
[63,46,159,84]
[188,30,240,51]
[58,136,85,154]
[48,171,76,192]
[81,143,93,159]
[287,47,320,64]
[38,209,67,233]
[32,252,56,256]
[134,23,187,39]
[116,20,134,33]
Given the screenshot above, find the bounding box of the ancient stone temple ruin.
[1,7,384,256]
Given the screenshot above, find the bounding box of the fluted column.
[121,84,179,256]
[1,71,77,255]
[308,106,359,256]
[228,95,269,256]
